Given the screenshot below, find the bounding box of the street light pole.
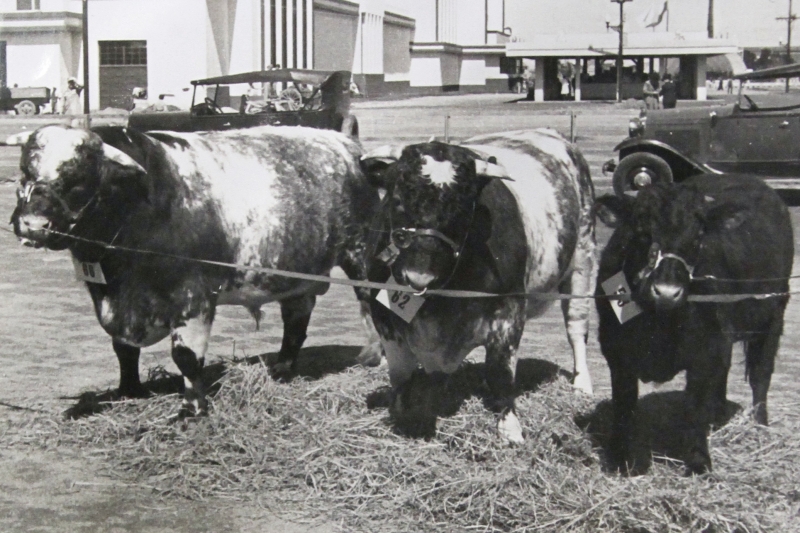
[610,0,633,103]
[778,0,798,93]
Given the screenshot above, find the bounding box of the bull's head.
[596,184,749,312]
[360,142,508,292]
[8,125,147,250]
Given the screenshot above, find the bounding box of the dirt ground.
[1,94,799,532]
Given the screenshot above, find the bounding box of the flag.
[641,0,669,30]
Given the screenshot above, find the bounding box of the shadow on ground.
[364,358,572,438]
[62,344,367,419]
[575,391,742,474]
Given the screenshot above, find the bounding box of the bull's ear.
[360,145,402,189]
[703,201,748,231]
[595,194,632,228]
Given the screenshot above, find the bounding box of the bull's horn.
[361,144,403,162]
[3,130,33,146]
[102,143,146,173]
[475,159,513,180]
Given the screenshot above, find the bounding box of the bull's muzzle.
[13,213,52,248]
[650,281,685,310]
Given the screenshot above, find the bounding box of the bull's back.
[463,129,591,293]
[693,174,793,286]
[158,127,362,270]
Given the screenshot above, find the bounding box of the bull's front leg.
[170,299,216,417]
[271,294,316,381]
[383,338,438,438]
[683,337,731,474]
[608,364,639,473]
[485,307,525,444]
[113,340,149,398]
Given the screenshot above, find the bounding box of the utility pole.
[778,0,798,92]
[82,0,90,117]
[610,0,634,103]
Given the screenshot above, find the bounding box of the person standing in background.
[61,77,83,115]
[643,72,660,110]
[660,73,677,109]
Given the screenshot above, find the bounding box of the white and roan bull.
[360,129,597,443]
[10,124,382,416]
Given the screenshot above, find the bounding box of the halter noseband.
[391,227,461,257]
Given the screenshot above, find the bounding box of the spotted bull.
[10,124,381,416]
[595,174,793,474]
[360,129,596,443]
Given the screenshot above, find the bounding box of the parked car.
[128,69,358,138]
[603,63,800,201]
[0,86,51,115]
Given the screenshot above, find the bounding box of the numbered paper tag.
[72,258,107,284]
[601,271,642,324]
[376,288,425,323]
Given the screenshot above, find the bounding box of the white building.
[1,0,518,109]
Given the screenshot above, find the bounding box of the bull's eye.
[391,228,414,249]
[648,242,660,268]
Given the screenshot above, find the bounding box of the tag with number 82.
[376,288,425,323]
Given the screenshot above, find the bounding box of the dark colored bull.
[595,173,793,474]
[10,124,381,416]
[360,129,597,443]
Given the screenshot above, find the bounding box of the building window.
[99,41,147,66]
[17,0,41,10]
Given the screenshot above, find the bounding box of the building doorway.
[98,40,147,110]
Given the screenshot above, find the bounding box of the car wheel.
[613,152,673,197]
[15,100,38,116]
[341,115,359,140]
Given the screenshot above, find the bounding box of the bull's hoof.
[391,411,438,439]
[173,402,208,422]
[572,371,593,395]
[118,384,151,399]
[357,342,384,367]
[497,410,524,444]
[269,360,296,383]
[365,387,393,409]
[684,447,712,475]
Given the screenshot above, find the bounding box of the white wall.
[6,43,61,88]
[88,0,208,110]
[455,0,484,45]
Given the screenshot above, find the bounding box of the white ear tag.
[72,258,107,284]
[601,271,642,324]
[376,287,425,323]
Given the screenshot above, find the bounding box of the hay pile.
[8,361,800,532]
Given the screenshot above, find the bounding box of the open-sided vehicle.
[127,69,358,138]
[604,63,800,200]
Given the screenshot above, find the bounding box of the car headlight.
[628,116,646,137]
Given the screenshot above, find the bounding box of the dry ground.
[1,94,799,531]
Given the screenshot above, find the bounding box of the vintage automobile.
[127,68,358,138]
[604,63,800,201]
[0,86,52,115]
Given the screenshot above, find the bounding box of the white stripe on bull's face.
[420,155,456,188]
[30,127,92,181]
